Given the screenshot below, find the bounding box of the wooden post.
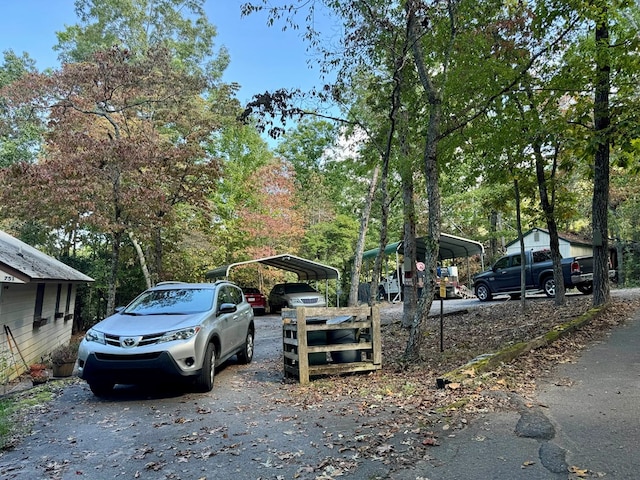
[295,307,310,384]
[371,306,382,366]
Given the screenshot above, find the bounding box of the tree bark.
[592,8,611,306]
[401,169,417,328]
[512,175,527,312]
[106,232,122,316]
[404,3,447,360]
[348,165,380,306]
[129,231,152,289]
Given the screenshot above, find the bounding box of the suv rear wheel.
[237,329,254,364]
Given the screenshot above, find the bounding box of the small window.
[532,250,552,263]
[34,283,45,318]
[229,286,242,305]
[494,257,509,270]
[33,283,47,328]
[218,287,231,306]
[54,284,63,319]
[65,284,72,314]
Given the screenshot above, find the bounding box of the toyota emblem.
[121,337,138,348]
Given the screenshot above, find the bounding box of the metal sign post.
[439,277,447,352]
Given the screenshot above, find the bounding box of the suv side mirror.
[218,303,237,314]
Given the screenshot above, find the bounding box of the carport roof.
[205,253,340,281]
[362,233,484,261]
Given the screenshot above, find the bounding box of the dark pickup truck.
[473,249,612,302]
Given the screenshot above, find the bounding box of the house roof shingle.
[0,230,93,283]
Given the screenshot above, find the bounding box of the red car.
[242,287,267,316]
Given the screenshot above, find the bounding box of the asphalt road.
[1,290,638,479]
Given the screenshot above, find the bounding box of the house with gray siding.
[505,228,593,258]
[0,230,93,382]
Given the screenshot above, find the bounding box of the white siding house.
[0,231,93,382]
[505,228,593,258]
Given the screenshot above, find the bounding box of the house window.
[55,284,63,319]
[33,283,48,328]
[65,284,73,321]
[534,231,540,242]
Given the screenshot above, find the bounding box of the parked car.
[473,249,615,301]
[242,287,267,315]
[268,282,326,312]
[77,281,254,396]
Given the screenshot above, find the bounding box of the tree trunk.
[513,176,527,312]
[401,171,417,328]
[404,4,446,360]
[106,231,122,316]
[525,86,566,306]
[370,158,391,307]
[592,8,611,306]
[129,231,152,289]
[489,210,499,259]
[348,165,380,306]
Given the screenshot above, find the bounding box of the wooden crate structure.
[282,306,382,384]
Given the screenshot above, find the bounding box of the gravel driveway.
[2,291,637,480]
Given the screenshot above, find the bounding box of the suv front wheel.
[89,381,114,397]
[194,343,216,392]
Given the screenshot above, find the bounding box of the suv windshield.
[284,283,316,294]
[124,289,214,315]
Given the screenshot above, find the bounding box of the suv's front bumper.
[79,351,201,385]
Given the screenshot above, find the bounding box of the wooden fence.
[282,305,382,384]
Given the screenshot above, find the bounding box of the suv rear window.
[532,250,553,263]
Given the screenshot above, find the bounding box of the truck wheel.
[543,277,555,297]
[577,283,593,295]
[475,283,492,302]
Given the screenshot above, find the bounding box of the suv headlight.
[159,326,200,343]
[85,328,106,344]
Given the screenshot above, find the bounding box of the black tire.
[577,283,593,295]
[237,328,254,364]
[194,342,216,392]
[89,382,114,397]
[475,283,492,302]
[542,276,555,297]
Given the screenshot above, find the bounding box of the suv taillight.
[571,260,580,274]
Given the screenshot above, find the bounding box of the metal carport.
[361,233,485,301]
[205,253,341,306]
[361,233,485,263]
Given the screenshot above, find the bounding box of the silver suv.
[268,282,327,312]
[77,281,254,396]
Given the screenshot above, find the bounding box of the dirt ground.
[2,289,640,479]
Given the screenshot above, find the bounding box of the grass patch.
[0,382,63,450]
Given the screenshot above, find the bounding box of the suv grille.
[105,332,166,347]
[301,298,318,304]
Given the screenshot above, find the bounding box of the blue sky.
[0,0,335,105]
